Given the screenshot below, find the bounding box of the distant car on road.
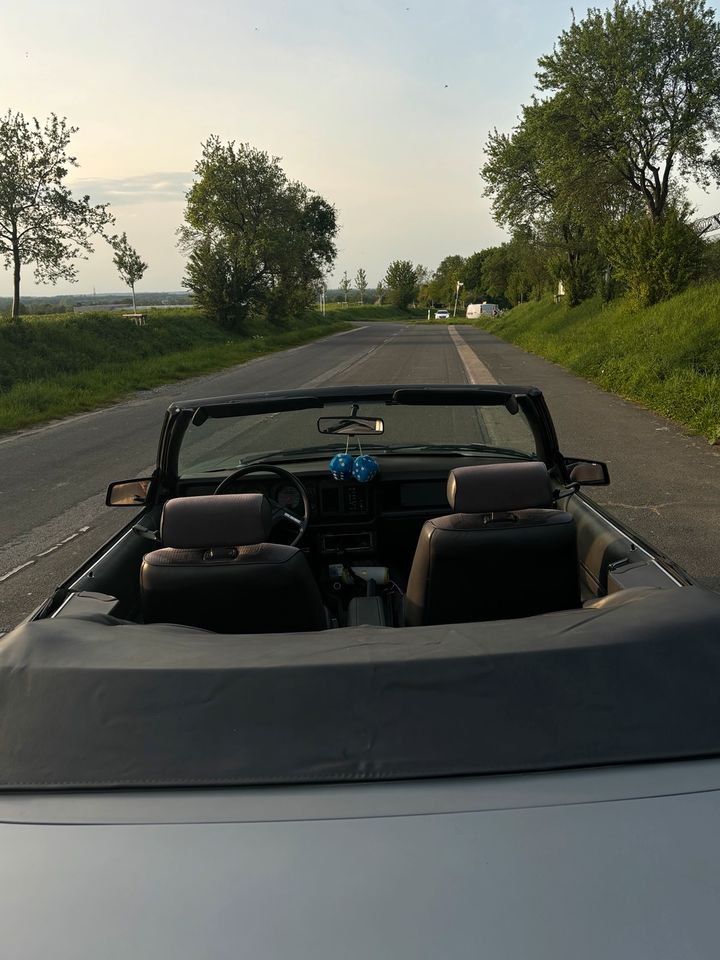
[434,309,450,319]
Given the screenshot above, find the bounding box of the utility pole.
[453,281,464,318]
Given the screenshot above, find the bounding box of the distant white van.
[466,302,499,319]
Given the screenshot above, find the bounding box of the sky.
[2,0,719,297]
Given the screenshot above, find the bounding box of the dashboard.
[177,455,501,563]
[180,462,457,564]
[181,472,450,523]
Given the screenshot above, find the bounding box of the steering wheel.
[213,463,310,547]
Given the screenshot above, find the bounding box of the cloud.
[70,171,192,205]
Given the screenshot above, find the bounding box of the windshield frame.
[158,384,562,487]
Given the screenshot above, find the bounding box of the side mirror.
[566,459,610,486]
[106,477,152,506]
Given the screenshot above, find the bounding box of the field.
[0,309,351,434]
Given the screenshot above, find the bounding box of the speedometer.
[276,485,301,511]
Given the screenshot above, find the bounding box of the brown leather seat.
[405,462,581,626]
[140,494,327,633]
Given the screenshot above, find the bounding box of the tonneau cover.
[2,587,720,789]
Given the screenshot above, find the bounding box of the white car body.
[466,302,499,319]
[3,761,720,959]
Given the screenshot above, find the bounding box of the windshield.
[178,399,538,475]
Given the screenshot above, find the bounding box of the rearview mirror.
[317,417,384,436]
[567,459,610,486]
[106,478,152,506]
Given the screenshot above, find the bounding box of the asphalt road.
[1,320,719,632]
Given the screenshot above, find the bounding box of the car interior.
[47,453,686,633]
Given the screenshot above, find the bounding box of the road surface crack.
[601,500,680,517]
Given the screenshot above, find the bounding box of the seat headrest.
[447,462,554,513]
[161,494,272,548]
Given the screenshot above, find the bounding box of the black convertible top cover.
[2,587,720,789]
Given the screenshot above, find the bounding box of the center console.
[314,480,376,557]
[317,481,371,517]
[318,530,375,555]
[323,563,402,627]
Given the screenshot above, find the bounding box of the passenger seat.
[404,462,581,626]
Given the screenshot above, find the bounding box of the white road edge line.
[0,525,93,582]
[0,560,35,583]
[36,544,62,558]
[448,325,497,385]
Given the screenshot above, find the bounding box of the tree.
[178,137,337,330]
[426,255,466,306]
[482,96,627,305]
[481,0,720,308]
[339,270,351,304]
[110,233,147,312]
[355,267,368,304]
[462,251,491,303]
[375,279,386,304]
[415,264,431,286]
[600,202,705,306]
[482,245,516,304]
[536,0,720,222]
[0,111,113,319]
[384,260,418,309]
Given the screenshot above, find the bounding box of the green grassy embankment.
[483,281,720,443]
[316,303,427,321]
[0,309,351,434]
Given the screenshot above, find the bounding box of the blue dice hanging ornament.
[328,410,380,482]
[352,454,379,483]
[329,452,355,480]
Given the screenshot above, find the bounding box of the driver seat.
[140,494,327,633]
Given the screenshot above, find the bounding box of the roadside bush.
[556,253,597,307]
[700,238,720,283]
[600,207,704,308]
[259,282,318,330]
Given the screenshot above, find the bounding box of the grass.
[0,309,351,434]
[314,303,428,321]
[483,280,720,442]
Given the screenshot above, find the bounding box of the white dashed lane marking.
[0,525,91,583]
[0,560,36,583]
[36,526,91,557]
